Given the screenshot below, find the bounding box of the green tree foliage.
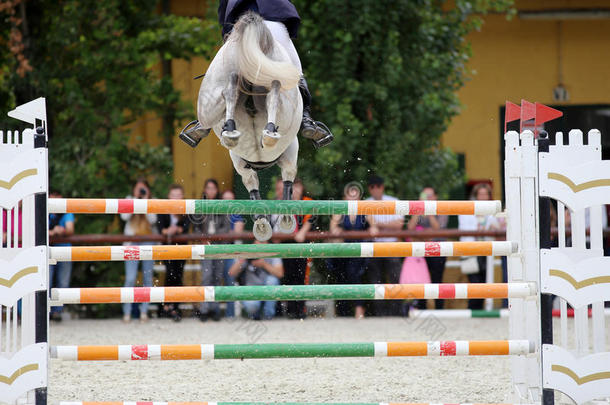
[293,0,512,199]
[0,1,220,301]
[1,1,219,236]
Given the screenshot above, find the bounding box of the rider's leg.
[263,21,334,148]
[298,76,334,148]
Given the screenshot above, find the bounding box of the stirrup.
[302,120,334,149]
[179,120,210,148]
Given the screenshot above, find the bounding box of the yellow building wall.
[171,0,235,199]
[443,0,610,198]
[125,64,165,148]
[171,57,236,199]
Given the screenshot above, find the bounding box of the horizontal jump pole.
[49,229,508,245]
[409,309,510,319]
[58,402,534,405]
[49,241,517,262]
[59,402,534,405]
[51,340,534,361]
[51,283,535,304]
[48,198,502,216]
[410,308,610,319]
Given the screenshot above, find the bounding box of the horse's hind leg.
[229,150,259,193]
[262,80,282,148]
[229,151,273,241]
[277,137,298,187]
[221,72,241,148]
[276,138,298,233]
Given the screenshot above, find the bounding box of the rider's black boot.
[299,77,334,148]
[179,120,211,148]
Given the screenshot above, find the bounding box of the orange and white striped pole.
[51,340,534,361]
[59,401,533,405]
[48,198,502,216]
[51,282,535,304]
[49,241,517,262]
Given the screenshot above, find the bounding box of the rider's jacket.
[218,0,301,39]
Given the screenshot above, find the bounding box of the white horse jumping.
[191,11,302,240]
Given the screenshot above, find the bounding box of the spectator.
[458,183,500,310]
[157,184,189,322]
[407,186,448,310]
[328,183,376,318]
[282,178,314,319]
[221,188,245,318]
[195,179,231,321]
[120,178,157,323]
[365,175,404,316]
[49,191,74,322]
[229,240,284,320]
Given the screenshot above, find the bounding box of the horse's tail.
[231,11,300,90]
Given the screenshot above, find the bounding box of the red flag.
[535,103,563,127]
[505,101,521,132]
[520,99,536,132]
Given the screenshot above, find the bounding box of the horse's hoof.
[253,217,273,241]
[277,214,297,234]
[262,129,281,148]
[221,130,241,148]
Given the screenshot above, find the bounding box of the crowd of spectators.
[36,174,610,323]
[78,176,495,321]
